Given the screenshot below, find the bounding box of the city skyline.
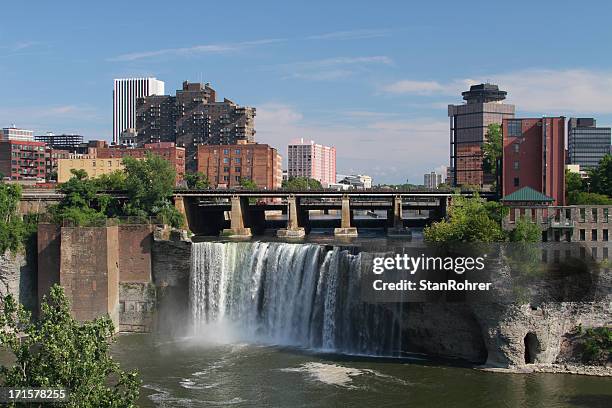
[2,1,612,183]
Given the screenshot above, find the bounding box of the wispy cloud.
[109,38,286,62]
[274,56,393,81]
[306,29,392,41]
[381,68,612,114]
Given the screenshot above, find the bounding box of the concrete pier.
[387,195,411,237]
[277,195,305,238]
[334,195,358,237]
[221,195,252,238]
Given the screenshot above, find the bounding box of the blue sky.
[2,0,612,183]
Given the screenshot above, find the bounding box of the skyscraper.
[502,117,566,205]
[449,83,515,187]
[113,78,164,144]
[287,139,336,187]
[567,117,611,169]
[136,81,255,171]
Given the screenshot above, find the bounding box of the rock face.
[0,249,36,312]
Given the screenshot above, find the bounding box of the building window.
[235,149,241,154]
[235,158,241,164]
[579,229,585,241]
[507,120,522,137]
[513,144,519,153]
[603,229,608,241]
[513,161,519,170]
[513,177,519,187]
[223,158,229,164]
[591,229,597,241]
[223,149,229,155]
[235,167,241,173]
[223,167,229,173]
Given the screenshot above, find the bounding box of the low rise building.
[45,148,71,182]
[338,174,372,189]
[57,157,124,183]
[0,140,46,181]
[96,142,185,182]
[197,140,282,189]
[35,132,84,149]
[1,126,34,141]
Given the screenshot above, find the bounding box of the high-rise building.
[136,81,256,171]
[113,78,165,144]
[449,83,515,187]
[567,117,611,169]
[424,171,443,189]
[35,132,84,149]
[1,127,34,141]
[197,140,282,190]
[502,117,566,205]
[287,139,336,187]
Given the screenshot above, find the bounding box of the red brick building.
[197,140,282,189]
[0,140,46,181]
[45,147,71,181]
[502,117,565,205]
[96,142,186,182]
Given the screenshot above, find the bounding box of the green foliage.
[184,172,210,189]
[424,195,506,243]
[482,123,502,177]
[587,154,612,197]
[565,169,584,193]
[567,191,612,205]
[510,216,541,243]
[282,177,322,190]
[576,326,612,363]
[0,285,141,407]
[0,183,36,253]
[49,169,111,226]
[94,170,127,191]
[239,178,258,190]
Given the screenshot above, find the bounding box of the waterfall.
[190,241,405,356]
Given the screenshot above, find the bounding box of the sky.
[2,0,612,184]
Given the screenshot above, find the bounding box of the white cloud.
[109,38,286,62]
[274,56,392,81]
[256,103,448,184]
[306,29,391,41]
[382,68,612,114]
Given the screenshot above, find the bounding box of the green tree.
[0,285,140,407]
[482,123,502,178]
[567,191,612,205]
[0,182,37,253]
[49,169,109,226]
[122,154,183,228]
[239,178,258,190]
[282,177,322,190]
[94,170,127,191]
[184,172,210,189]
[565,169,584,193]
[424,195,507,243]
[587,154,612,197]
[510,216,541,242]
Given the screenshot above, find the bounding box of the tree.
[565,169,584,194]
[587,154,612,197]
[0,182,37,253]
[424,195,506,243]
[482,123,502,188]
[282,177,322,190]
[0,285,140,407]
[510,216,541,242]
[239,178,258,190]
[184,172,210,190]
[122,154,183,228]
[49,169,109,226]
[568,191,612,205]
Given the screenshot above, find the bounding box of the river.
[112,334,612,408]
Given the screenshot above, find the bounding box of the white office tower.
[113,78,164,144]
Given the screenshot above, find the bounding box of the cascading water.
[190,241,405,356]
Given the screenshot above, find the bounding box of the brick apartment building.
[96,142,186,182]
[502,117,566,205]
[0,140,46,181]
[197,140,282,189]
[45,148,71,181]
[136,81,256,171]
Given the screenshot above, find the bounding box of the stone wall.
[0,250,36,312]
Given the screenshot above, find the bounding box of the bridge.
[19,188,496,238]
[173,189,496,238]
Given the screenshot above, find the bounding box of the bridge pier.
[387,195,411,237]
[334,195,358,237]
[277,195,305,238]
[222,195,252,238]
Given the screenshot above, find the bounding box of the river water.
[109,236,611,408]
[112,334,612,408]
